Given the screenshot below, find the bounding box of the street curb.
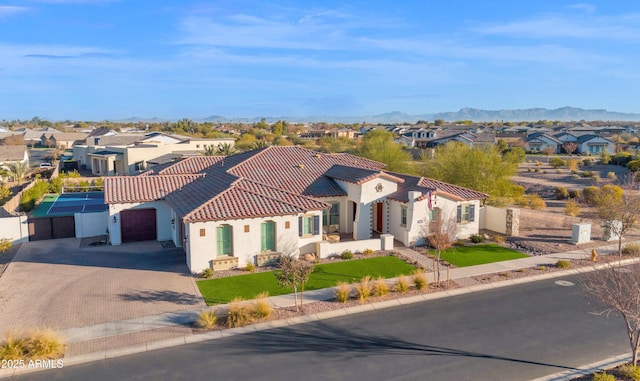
[528,353,631,381]
[3,257,639,379]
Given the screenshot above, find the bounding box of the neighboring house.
[0,145,30,181]
[74,131,236,176]
[41,132,88,149]
[576,134,615,155]
[523,132,561,153]
[104,146,487,273]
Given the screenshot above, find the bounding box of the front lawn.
[434,244,528,267]
[197,256,415,305]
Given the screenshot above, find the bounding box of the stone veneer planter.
[212,256,239,271]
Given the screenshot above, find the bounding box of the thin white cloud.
[0,5,29,17]
[476,13,640,41]
[567,3,596,14]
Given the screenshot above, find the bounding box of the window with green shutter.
[216,225,233,256]
[261,221,276,252]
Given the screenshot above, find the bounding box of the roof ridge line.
[182,176,243,220]
[237,178,331,210]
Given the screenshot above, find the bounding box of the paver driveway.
[0,238,206,332]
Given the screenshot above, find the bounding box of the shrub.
[0,333,27,360]
[26,329,65,359]
[607,171,617,180]
[549,157,565,168]
[469,234,484,243]
[566,159,580,171]
[628,160,640,172]
[535,161,542,166]
[340,250,353,260]
[0,238,12,253]
[529,195,546,210]
[591,371,615,381]
[373,277,390,297]
[0,329,65,360]
[226,298,254,328]
[536,265,547,271]
[568,189,580,199]
[565,200,580,217]
[412,270,427,290]
[335,281,351,303]
[555,169,563,174]
[534,168,540,173]
[622,243,640,256]
[556,260,570,269]
[581,170,592,178]
[201,268,213,279]
[527,168,532,173]
[395,275,409,293]
[253,292,272,319]
[362,248,374,256]
[554,187,568,200]
[197,309,218,329]
[619,364,640,381]
[499,272,510,278]
[453,239,466,246]
[244,262,256,273]
[582,159,592,166]
[582,186,600,205]
[354,276,372,303]
[493,234,506,244]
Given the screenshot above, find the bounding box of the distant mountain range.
[119,107,640,124]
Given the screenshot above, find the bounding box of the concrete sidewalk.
[2,241,636,379]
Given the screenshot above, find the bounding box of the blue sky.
[1,1,639,121]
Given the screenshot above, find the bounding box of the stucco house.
[74,131,236,176]
[523,132,561,153]
[104,146,487,273]
[0,145,30,182]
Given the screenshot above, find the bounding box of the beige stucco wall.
[108,201,173,245]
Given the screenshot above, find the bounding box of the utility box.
[603,220,622,242]
[571,223,591,244]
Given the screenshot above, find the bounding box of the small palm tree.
[216,143,237,156]
[203,144,217,156]
[250,141,270,150]
[6,161,31,184]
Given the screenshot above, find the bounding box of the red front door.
[376,203,383,232]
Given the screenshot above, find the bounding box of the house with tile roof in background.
[104,146,487,273]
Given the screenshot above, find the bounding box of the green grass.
[433,244,527,267]
[197,256,415,305]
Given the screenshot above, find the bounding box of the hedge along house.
[104,146,487,273]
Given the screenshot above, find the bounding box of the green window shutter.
[313,215,320,235]
[298,217,303,236]
[469,205,476,222]
[456,205,462,223]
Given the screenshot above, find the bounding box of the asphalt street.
[16,272,629,381]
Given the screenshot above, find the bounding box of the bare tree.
[595,176,640,256]
[425,209,457,287]
[274,254,314,312]
[541,146,556,163]
[582,262,640,366]
[562,141,578,155]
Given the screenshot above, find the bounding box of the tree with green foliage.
[254,118,269,130]
[5,161,31,184]
[271,120,288,136]
[357,130,412,173]
[0,184,11,200]
[422,141,520,197]
[593,179,640,256]
[274,254,314,312]
[216,143,236,155]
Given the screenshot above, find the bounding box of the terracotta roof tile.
[386,172,488,202]
[325,165,404,185]
[104,175,202,204]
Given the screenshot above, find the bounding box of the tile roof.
[387,172,488,202]
[105,145,485,223]
[104,175,202,204]
[325,165,405,185]
[184,179,329,222]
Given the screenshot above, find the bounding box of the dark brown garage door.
[121,209,157,243]
[28,216,76,241]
